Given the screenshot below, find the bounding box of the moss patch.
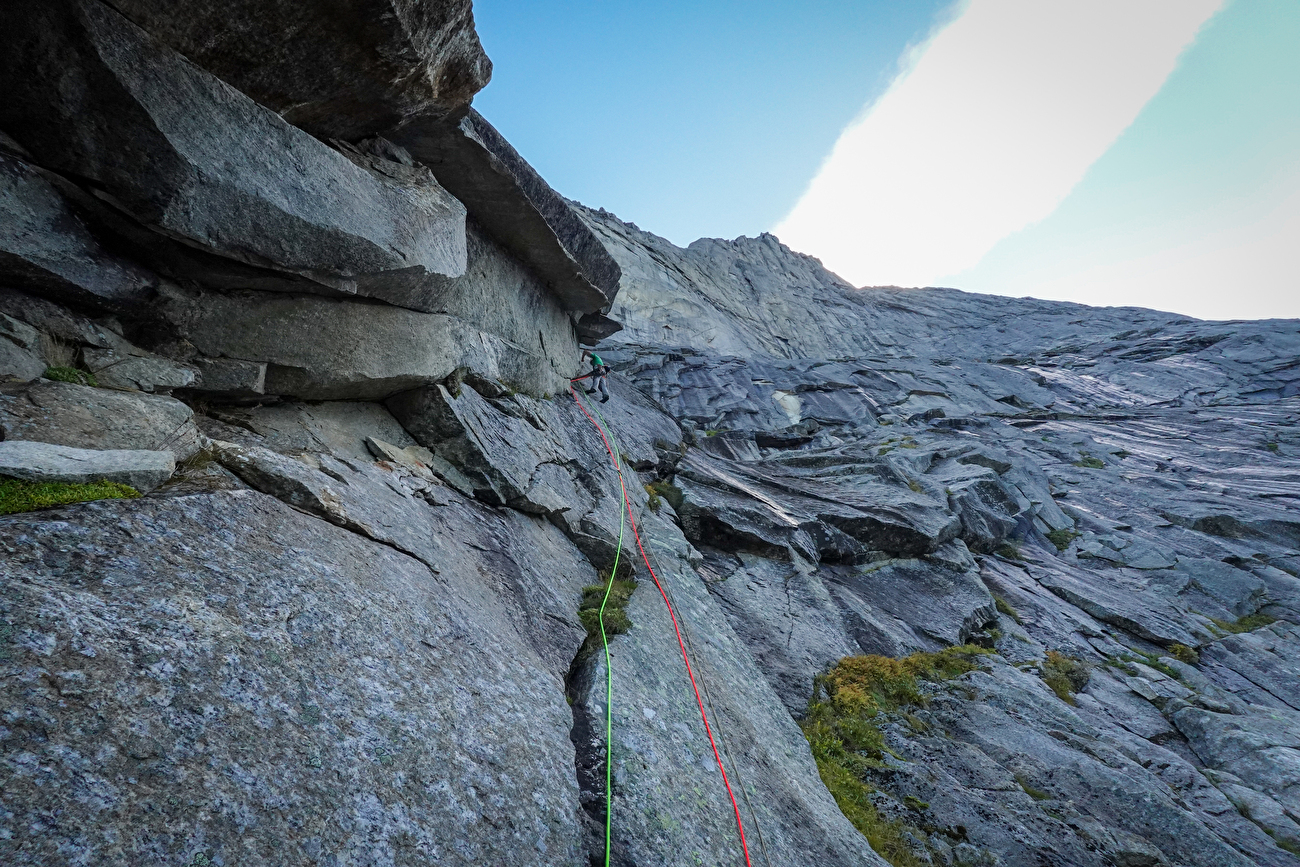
[1045,528,1079,552]
[0,477,140,515]
[1041,651,1090,704]
[1167,643,1200,665]
[43,366,97,387]
[993,595,1022,624]
[995,541,1025,561]
[1212,613,1277,635]
[1073,455,1105,469]
[577,568,637,639]
[801,646,992,866]
[1016,775,1051,801]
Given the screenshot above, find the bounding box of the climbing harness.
[571,383,754,867]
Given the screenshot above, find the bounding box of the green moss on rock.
[0,477,140,515]
[43,366,98,387]
[577,568,637,639]
[1045,528,1079,552]
[1041,651,1090,704]
[801,646,992,866]
[1212,613,1277,635]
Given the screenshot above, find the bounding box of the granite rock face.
[577,209,1300,865]
[2,2,1300,865]
[0,492,590,867]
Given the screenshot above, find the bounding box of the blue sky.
[474,1,1298,320]
[473,0,953,243]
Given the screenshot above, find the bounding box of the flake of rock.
[0,315,45,381]
[0,439,174,491]
[82,346,196,392]
[192,357,267,396]
[0,152,158,310]
[0,379,201,460]
[391,110,621,313]
[1199,622,1300,711]
[1031,556,1198,646]
[160,284,565,400]
[210,401,418,464]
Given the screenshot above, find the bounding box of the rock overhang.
[0,0,623,401]
[389,109,623,317]
[97,0,624,321]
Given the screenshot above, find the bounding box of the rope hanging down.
[571,384,754,867]
[589,395,774,867]
[594,422,627,867]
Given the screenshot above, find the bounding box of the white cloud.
[772,0,1223,288]
[986,179,1300,320]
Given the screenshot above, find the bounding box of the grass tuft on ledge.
[43,366,98,387]
[0,477,140,515]
[1212,613,1277,635]
[577,566,637,639]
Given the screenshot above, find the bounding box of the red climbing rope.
[570,384,754,867]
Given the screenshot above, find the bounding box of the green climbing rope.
[574,385,754,867]
[594,394,627,867]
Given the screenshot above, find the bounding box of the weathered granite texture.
[2,0,1299,862]
[578,208,1300,865]
[0,491,592,867]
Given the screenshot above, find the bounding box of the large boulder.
[107,0,491,140]
[0,0,468,304]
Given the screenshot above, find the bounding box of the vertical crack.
[565,639,634,867]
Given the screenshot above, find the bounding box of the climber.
[580,349,611,403]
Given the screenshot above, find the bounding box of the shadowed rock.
[107,0,492,140]
[0,0,468,302]
[0,152,157,311]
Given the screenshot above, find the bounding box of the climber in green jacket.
[581,349,611,403]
